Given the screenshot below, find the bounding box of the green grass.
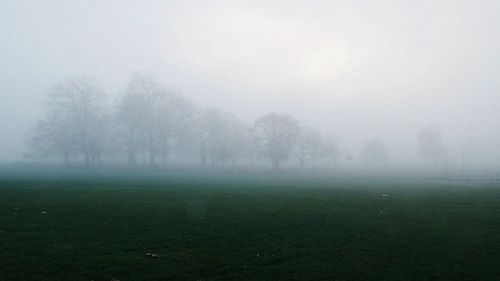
[1,172,500,280]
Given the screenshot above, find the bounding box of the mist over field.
[2,2,500,280]
[0,0,499,174]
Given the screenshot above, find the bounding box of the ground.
[1,169,500,280]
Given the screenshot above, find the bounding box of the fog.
[1,0,499,173]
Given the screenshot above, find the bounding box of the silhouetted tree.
[26,110,78,164]
[294,126,323,170]
[255,113,299,169]
[116,85,147,166]
[118,74,194,168]
[194,109,249,167]
[28,76,107,167]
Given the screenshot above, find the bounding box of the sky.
[1,0,499,166]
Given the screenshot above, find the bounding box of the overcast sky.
[1,0,499,165]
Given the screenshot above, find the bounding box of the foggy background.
[1,0,499,169]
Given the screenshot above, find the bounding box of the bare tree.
[255,113,300,169]
[28,76,107,167]
[118,73,195,168]
[116,86,147,166]
[294,126,324,170]
[194,109,249,168]
[26,110,78,164]
[225,117,252,167]
[88,112,116,165]
[156,93,195,166]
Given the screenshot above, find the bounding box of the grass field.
[1,169,500,280]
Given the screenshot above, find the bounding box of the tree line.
[26,74,340,169]
[27,74,447,170]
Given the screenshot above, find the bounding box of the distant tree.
[88,112,117,165]
[417,127,446,165]
[116,85,147,166]
[26,110,78,164]
[294,126,323,170]
[27,76,107,167]
[246,128,261,165]
[195,109,249,167]
[360,140,388,162]
[155,92,195,166]
[117,73,194,168]
[255,113,300,169]
[223,114,252,167]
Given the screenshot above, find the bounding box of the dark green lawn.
[1,172,500,280]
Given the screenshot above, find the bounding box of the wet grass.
[1,171,500,280]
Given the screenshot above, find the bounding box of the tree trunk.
[127,133,136,166]
[200,140,206,167]
[148,128,156,168]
